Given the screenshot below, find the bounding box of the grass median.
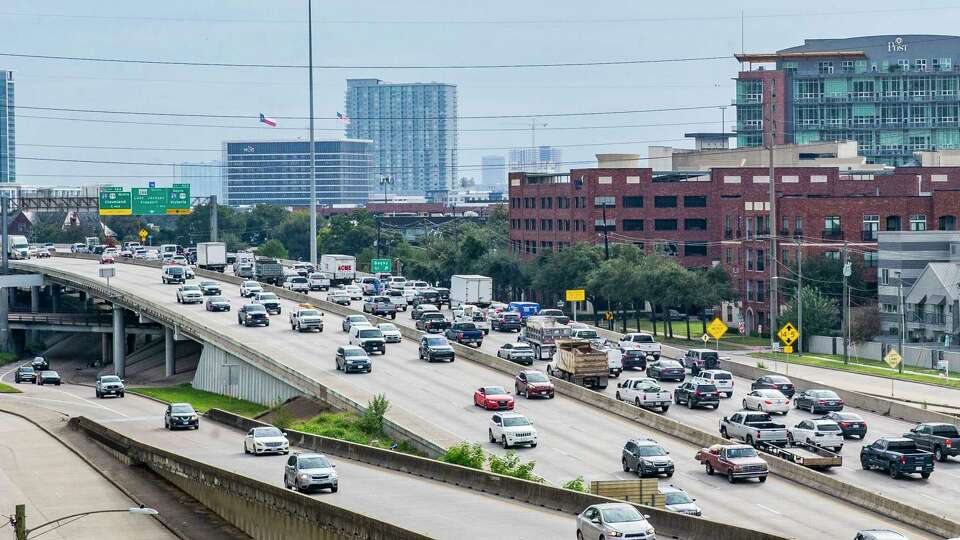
[289,412,422,455]
[599,318,766,348]
[0,382,21,393]
[753,352,960,391]
[130,383,269,417]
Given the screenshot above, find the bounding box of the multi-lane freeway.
[15,257,939,539]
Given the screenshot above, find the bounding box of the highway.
[0,364,573,540]
[16,257,937,539]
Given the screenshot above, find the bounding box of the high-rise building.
[222,140,373,207]
[480,155,506,188]
[0,70,14,182]
[345,79,457,195]
[175,161,224,201]
[735,35,960,166]
[509,146,562,173]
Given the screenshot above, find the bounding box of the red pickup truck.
[695,444,769,484]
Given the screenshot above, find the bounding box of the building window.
[725,247,733,264]
[594,219,616,232]
[781,216,790,234]
[795,216,803,236]
[898,59,911,72]
[886,215,901,231]
[862,214,879,241]
[757,281,765,302]
[756,249,765,272]
[915,58,927,72]
[882,303,899,314]
[818,61,834,74]
[683,195,707,207]
[880,268,889,285]
[654,196,677,208]
[745,249,753,271]
[726,305,733,322]
[623,196,644,208]
[540,197,553,209]
[824,216,841,235]
[622,219,644,231]
[864,251,878,268]
[654,219,678,231]
[910,214,927,231]
[655,241,678,257]
[746,280,753,301]
[556,197,570,209]
[593,196,616,208]
[840,60,855,73]
[939,215,957,231]
[510,197,520,209]
[782,248,791,266]
[684,242,707,257]
[684,218,707,231]
[540,219,553,231]
[825,250,840,260]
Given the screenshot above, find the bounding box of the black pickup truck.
[416,312,452,334]
[860,437,935,479]
[903,422,960,462]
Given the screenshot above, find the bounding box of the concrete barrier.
[206,408,787,540]
[72,416,431,540]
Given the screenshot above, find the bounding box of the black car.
[205,295,231,312]
[198,280,222,296]
[37,370,61,386]
[622,437,674,478]
[14,366,36,383]
[238,303,270,327]
[413,289,443,308]
[335,346,372,374]
[491,312,522,332]
[419,335,455,363]
[434,287,450,304]
[621,349,648,370]
[164,403,199,430]
[646,359,685,382]
[793,389,844,413]
[821,411,868,439]
[31,356,49,373]
[751,375,796,398]
[673,381,720,409]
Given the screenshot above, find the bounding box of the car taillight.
[947,440,953,447]
[899,456,906,464]
[694,390,702,396]
[756,430,762,438]
[839,422,849,428]
[763,400,773,405]
[458,332,464,339]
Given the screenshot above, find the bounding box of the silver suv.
[284,453,338,493]
[95,375,125,398]
[621,437,674,478]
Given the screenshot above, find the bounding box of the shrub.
[439,442,486,469]
[272,397,292,430]
[563,476,587,492]
[756,360,767,369]
[359,393,390,434]
[488,451,543,483]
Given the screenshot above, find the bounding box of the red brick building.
[508,166,960,332]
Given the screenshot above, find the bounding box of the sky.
[4,0,960,188]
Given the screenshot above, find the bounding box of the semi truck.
[196,242,227,272]
[320,254,356,286]
[546,339,609,390]
[449,275,493,309]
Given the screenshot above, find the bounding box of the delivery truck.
[449,275,493,309]
[196,242,227,272]
[320,254,356,286]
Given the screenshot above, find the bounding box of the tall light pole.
[14,505,159,539]
[767,121,778,350]
[307,0,317,267]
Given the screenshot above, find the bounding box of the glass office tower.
[0,70,14,182]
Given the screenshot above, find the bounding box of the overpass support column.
[29,286,40,342]
[165,327,175,377]
[100,333,110,367]
[0,287,9,352]
[50,285,61,312]
[112,305,125,377]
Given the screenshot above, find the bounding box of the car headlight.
[607,532,623,538]
[299,473,310,480]
[646,527,656,535]
[190,415,198,420]
[329,470,338,478]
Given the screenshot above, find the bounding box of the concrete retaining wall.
[206,409,787,540]
[72,416,431,540]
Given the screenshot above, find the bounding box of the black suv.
[164,403,199,430]
[673,381,720,409]
[419,335,455,363]
[14,365,36,383]
[413,289,442,308]
[621,438,674,478]
[238,303,270,327]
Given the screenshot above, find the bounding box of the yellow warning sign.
[777,322,799,346]
[884,349,902,370]
[706,318,728,340]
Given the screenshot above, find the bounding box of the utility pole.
[1,193,8,274]
[767,121,778,350]
[898,272,906,374]
[209,195,218,242]
[376,218,382,258]
[601,201,610,260]
[796,237,803,355]
[842,241,850,364]
[307,0,317,268]
[15,503,25,540]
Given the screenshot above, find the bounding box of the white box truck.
[196,242,227,272]
[449,275,493,309]
[8,235,29,259]
[320,254,356,286]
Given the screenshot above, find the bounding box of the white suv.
[240,280,263,298]
[488,412,538,449]
[692,369,734,397]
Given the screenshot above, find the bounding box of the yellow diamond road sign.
[777,322,799,346]
[884,349,902,369]
[706,318,728,340]
[701,333,710,344]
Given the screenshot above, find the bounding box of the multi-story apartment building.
[481,155,507,188]
[0,70,14,182]
[736,35,960,166]
[508,161,960,333]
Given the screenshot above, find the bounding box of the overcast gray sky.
[3,0,960,187]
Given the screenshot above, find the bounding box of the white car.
[242,426,289,455]
[283,276,310,293]
[133,248,148,259]
[402,286,419,304]
[171,255,189,266]
[307,272,330,291]
[378,323,402,343]
[143,250,160,261]
[692,369,734,397]
[343,284,363,300]
[358,276,379,295]
[577,503,656,540]
[176,284,203,304]
[240,280,263,298]
[788,419,844,452]
[387,276,407,289]
[488,412,537,449]
[120,248,133,258]
[741,388,790,414]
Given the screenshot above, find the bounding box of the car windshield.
[246,304,266,313]
[167,267,184,275]
[425,337,447,347]
[379,324,398,332]
[502,416,530,427]
[210,296,227,303]
[292,278,307,283]
[254,427,283,437]
[697,384,718,392]
[834,412,861,421]
[512,343,532,350]
[600,506,644,524]
[525,372,549,383]
[259,293,278,301]
[664,491,692,505]
[20,367,33,373]
[358,329,382,338]
[182,285,200,291]
[483,386,508,395]
[298,456,331,469]
[171,405,194,414]
[577,330,599,339]
[710,372,732,380]
[817,423,842,432]
[344,348,366,357]
[243,281,259,287]
[660,360,682,368]
[456,323,478,330]
[932,425,960,437]
[635,444,667,456]
[349,316,367,322]
[727,447,758,458]
[41,371,58,377]
[101,376,120,383]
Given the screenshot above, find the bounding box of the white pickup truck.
[619,332,662,360]
[720,411,789,448]
[615,377,671,413]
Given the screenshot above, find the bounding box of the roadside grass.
[291,412,422,455]
[130,383,268,417]
[0,382,21,393]
[600,318,766,348]
[754,352,960,390]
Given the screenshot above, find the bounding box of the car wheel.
[745,435,754,447]
[635,397,642,408]
[727,470,736,484]
[489,429,496,443]
[935,446,946,462]
[331,485,338,493]
[809,404,816,414]
[577,531,584,540]
[705,462,714,475]
[119,392,124,398]
[758,475,767,483]
[921,472,931,479]
[889,465,899,479]
[860,459,870,470]
[244,445,249,454]
[501,436,509,449]
[742,399,748,409]
[622,458,630,472]
[687,397,694,409]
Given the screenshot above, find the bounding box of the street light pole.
[14,506,159,539]
[767,124,778,352]
[307,0,317,268]
[796,237,803,355]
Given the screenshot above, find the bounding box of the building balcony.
[778,228,790,237]
[906,310,946,326]
[861,229,878,241]
[822,228,844,240]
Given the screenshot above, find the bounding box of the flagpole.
[307,0,317,268]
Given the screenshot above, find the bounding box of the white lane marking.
[755,504,782,515]
[915,491,952,505]
[96,416,157,423]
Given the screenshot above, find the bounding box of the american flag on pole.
[337,112,351,125]
[259,113,277,127]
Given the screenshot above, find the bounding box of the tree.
[794,254,873,305]
[530,243,601,305]
[849,306,881,345]
[779,286,840,348]
[274,211,311,261]
[257,239,288,259]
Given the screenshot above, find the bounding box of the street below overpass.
[17,258,938,539]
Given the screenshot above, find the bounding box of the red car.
[99,253,116,264]
[515,370,555,399]
[473,386,515,410]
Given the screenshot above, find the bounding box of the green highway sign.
[98,190,132,216]
[371,258,392,273]
[99,185,191,216]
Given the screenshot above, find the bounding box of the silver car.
[660,485,701,516]
[284,453,338,493]
[577,503,655,540]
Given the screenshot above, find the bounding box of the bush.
[359,393,390,434]
[272,397,292,431]
[756,360,767,369]
[563,476,587,492]
[488,451,543,483]
[439,442,486,469]
[25,340,45,354]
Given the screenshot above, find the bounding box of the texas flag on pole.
[259,113,277,127]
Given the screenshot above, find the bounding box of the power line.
[0,51,730,70]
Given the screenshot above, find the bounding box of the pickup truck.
[445,322,484,347]
[289,305,324,332]
[695,444,769,483]
[619,333,661,361]
[860,437,935,479]
[416,312,452,334]
[363,296,398,319]
[308,272,331,291]
[903,422,960,462]
[720,411,788,447]
[615,377,671,413]
[283,276,310,293]
[754,440,842,470]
